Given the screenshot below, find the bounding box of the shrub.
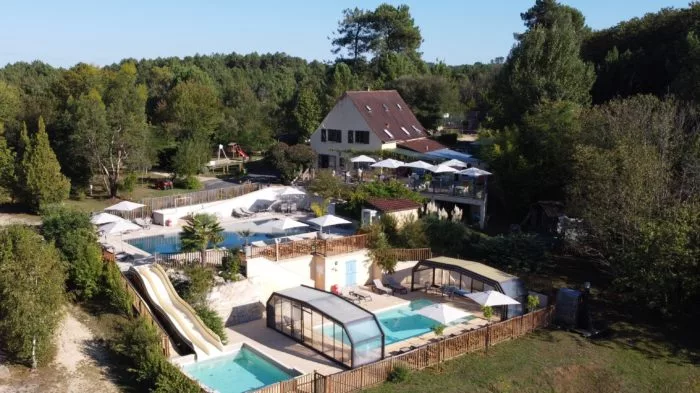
[432,324,446,336]
[41,206,93,247]
[153,362,201,393]
[220,251,241,282]
[387,364,410,383]
[118,172,138,193]
[482,305,494,322]
[61,229,103,300]
[396,216,429,249]
[475,232,551,273]
[527,295,540,312]
[103,261,133,316]
[179,265,214,306]
[194,305,227,344]
[175,175,202,190]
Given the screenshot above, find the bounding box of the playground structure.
[206,143,248,174]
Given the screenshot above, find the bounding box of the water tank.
[361,209,377,227]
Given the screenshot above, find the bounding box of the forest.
[0,0,698,325]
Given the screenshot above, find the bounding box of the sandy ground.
[0,308,121,393]
[0,213,41,227]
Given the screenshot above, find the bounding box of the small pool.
[182,346,298,393]
[376,299,473,345]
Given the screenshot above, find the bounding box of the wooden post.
[485,324,490,354]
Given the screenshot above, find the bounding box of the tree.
[0,225,66,368]
[0,80,20,129]
[75,63,149,197]
[0,126,16,198]
[172,137,209,177]
[307,169,348,200]
[494,1,594,126]
[164,80,222,141]
[21,117,70,211]
[387,75,458,129]
[267,142,315,183]
[331,8,376,64]
[180,214,224,265]
[325,63,356,110]
[292,87,321,141]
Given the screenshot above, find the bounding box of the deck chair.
[349,290,372,303]
[385,277,408,294]
[251,240,268,247]
[373,279,393,295]
[240,207,256,215]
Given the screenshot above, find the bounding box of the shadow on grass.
[82,338,141,393]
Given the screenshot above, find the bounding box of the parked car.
[155,179,174,190]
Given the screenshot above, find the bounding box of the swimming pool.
[182,346,299,393]
[126,230,279,254]
[376,299,473,345]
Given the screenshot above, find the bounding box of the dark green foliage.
[172,137,209,177]
[220,250,241,282]
[387,75,458,129]
[267,142,315,183]
[293,87,322,141]
[307,169,349,200]
[153,361,202,393]
[103,260,133,316]
[194,305,227,344]
[21,116,70,211]
[174,175,202,190]
[475,233,551,273]
[0,225,66,367]
[0,130,16,198]
[361,222,398,274]
[387,364,410,383]
[347,180,424,215]
[118,172,138,193]
[40,205,93,245]
[395,216,429,249]
[422,216,486,258]
[179,265,214,306]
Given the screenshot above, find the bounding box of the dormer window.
[400,126,410,136]
[383,129,394,139]
[365,105,372,111]
[412,125,422,134]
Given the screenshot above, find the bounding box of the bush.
[527,295,540,312]
[175,175,202,190]
[178,265,214,306]
[118,172,138,193]
[103,261,133,316]
[387,364,410,383]
[432,324,446,336]
[220,251,241,282]
[61,229,103,300]
[482,305,494,321]
[396,216,429,249]
[194,305,227,344]
[475,232,551,273]
[41,206,93,247]
[153,362,201,393]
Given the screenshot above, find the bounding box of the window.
[400,126,410,136]
[396,103,402,110]
[327,129,342,143]
[347,130,354,144]
[411,125,422,134]
[383,129,394,139]
[382,104,389,112]
[321,128,327,142]
[365,105,372,111]
[354,130,370,144]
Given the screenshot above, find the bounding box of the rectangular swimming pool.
[126,230,277,254]
[182,346,299,393]
[376,299,473,345]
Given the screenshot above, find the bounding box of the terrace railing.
[250,306,555,393]
[374,248,432,261]
[249,234,369,261]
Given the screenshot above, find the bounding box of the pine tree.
[12,122,30,202]
[293,87,321,142]
[21,117,70,212]
[0,124,16,198]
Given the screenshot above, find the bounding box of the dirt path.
[0,307,121,393]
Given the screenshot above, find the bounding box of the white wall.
[322,250,373,291]
[310,96,383,168]
[246,257,315,303]
[383,260,418,288]
[152,186,285,225]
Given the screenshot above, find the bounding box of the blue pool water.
[376,299,472,345]
[126,231,277,254]
[182,347,297,393]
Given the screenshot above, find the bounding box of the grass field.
[365,323,699,393]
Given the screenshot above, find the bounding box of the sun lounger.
[372,279,393,295]
[385,277,408,294]
[251,240,268,247]
[349,290,372,303]
[240,207,256,215]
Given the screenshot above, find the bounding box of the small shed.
[365,198,422,228]
[521,201,565,234]
[411,256,526,318]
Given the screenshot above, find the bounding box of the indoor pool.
[376,299,472,345]
[182,346,298,393]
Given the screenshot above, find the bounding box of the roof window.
[412,125,422,134]
[383,129,394,139]
[382,104,389,112]
[365,105,372,111]
[400,126,410,136]
[396,103,403,110]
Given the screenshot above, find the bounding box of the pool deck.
[224,319,343,375]
[350,287,495,355]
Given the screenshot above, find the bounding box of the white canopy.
[307,214,351,228]
[279,187,306,197]
[441,159,468,168]
[350,155,376,163]
[105,200,145,212]
[371,158,405,169]
[428,164,459,174]
[99,220,141,235]
[416,303,472,324]
[465,290,520,307]
[459,167,493,177]
[90,212,123,225]
[404,160,434,170]
[258,218,309,232]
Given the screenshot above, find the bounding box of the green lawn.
[365,323,699,393]
[62,182,196,212]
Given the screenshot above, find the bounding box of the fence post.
[485,324,490,353]
[360,366,364,389]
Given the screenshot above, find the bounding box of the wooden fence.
[374,248,432,262]
[153,249,232,268]
[251,306,555,393]
[107,182,261,220]
[102,253,174,357]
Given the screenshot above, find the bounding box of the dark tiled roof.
[366,198,422,213]
[398,138,446,153]
[345,90,426,143]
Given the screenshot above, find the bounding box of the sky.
[0,0,691,68]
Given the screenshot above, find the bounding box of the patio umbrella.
[257,217,309,234]
[370,158,405,169]
[404,160,434,170]
[416,303,472,324]
[428,164,459,174]
[441,159,468,168]
[90,212,123,225]
[278,187,306,197]
[99,220,141,235]
[105,200,145,211]
[458,167,492,177]
[464,290,520,306]
[350,155,376,163]
[307,214,351,232]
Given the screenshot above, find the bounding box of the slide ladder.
[130,264,224,360]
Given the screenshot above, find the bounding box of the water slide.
[130,264,224,360]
